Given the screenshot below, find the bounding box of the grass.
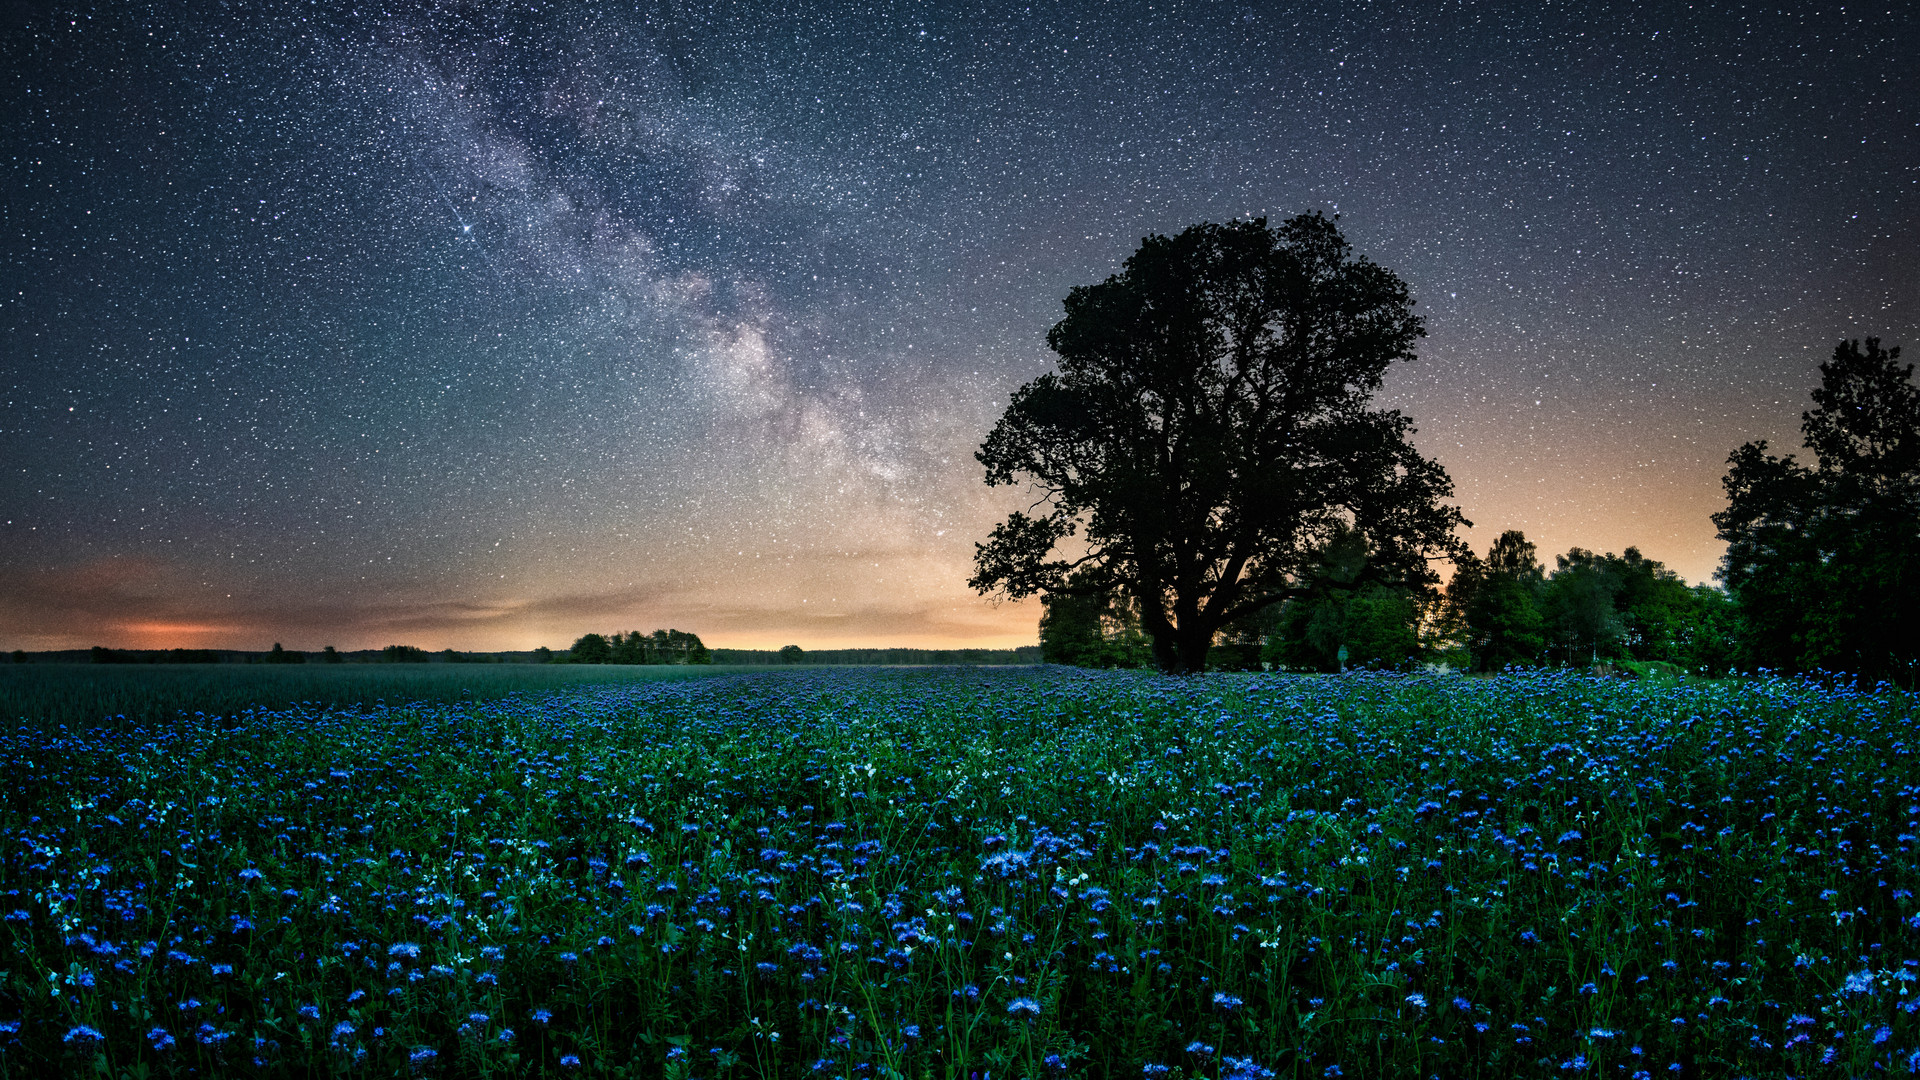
[0,662,746,731]
[0,666,1914,1077]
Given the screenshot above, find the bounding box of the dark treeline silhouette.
[713,647,1045,666]
[567,629,711,665]
[41,647,533,664]
[86,647,223,664]
[1042,338,1916,684]
[1040,534,1736,676]
[1715,338,1918,682]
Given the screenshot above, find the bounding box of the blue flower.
[1213,990,1243,1009]
[1007,996,1041,1018]
[64,1025,105,1044]
[560,1054,582,1067]
[1222,1056,1275,1080]
[147,1027,175,1051]
[1185,1041,1215,1055]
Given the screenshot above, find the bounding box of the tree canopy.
[970,214,1468,672]
[1714,338,1919,680]
[569,629,711,665]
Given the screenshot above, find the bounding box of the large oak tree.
[970,215,1468,672]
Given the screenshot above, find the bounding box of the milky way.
[3,2,1914,651]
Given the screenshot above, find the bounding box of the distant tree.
[1038,570,1152,668]
[1447,530,1547,671]
[603,629,711,665]
[970,215,1468,672]
[264,643,305,665]
[1539,549,1630,667]
[534,646,553,664]
[1210,597,1283,671]
[1715,338,1920,680]
[1606,548,1704,665]
[570,634,613,664]
[1272,585,1424,672]
[1672,584,1741,676]
[322,645,343,664]
[683,632,713,665]
[9,650,23,664]
[779,645,805,664]
[382,644,428,663]
[1265,526,1429,671]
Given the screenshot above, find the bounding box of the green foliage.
[973,215,1467,672]
[570,634,613,664]
[1446,531,1547,673]
[1447,533,1739,675]
[1539,549,1629,666]
[1262,527,1435,672]
[1,667,1914,1076]
[1715,338,1920,681]
[778,644,805,664]
[1268,586,1424,672]
[571,630,711,666]
[382,644,429,663]
[1038,573,1153,668]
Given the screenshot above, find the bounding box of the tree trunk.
[1145,620,1216,674]
[1150,632,1180,672]
[1174,625,1214,674]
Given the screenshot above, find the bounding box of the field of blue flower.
[2,667,1915,1078]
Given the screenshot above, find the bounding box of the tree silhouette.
[971,215,1467,672]
[1714,338,1919,679]
[570,634,612,664]
[1447,530,1547,671]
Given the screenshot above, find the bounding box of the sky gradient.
[3,1,1915,652]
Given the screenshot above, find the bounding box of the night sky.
[3,2,1914,652]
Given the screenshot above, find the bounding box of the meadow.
[0,662,750,732]
[1,666,1914,1078]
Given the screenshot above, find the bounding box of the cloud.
[0,554,1038,652]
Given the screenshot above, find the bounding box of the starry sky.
[2,1,1914,652]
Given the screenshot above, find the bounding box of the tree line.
[978,214,1916,681]
[565,629,712,665]
[1038,532,1740,676]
